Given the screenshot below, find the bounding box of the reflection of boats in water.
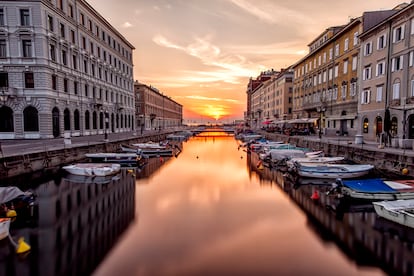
[0,186,36,222]
[63,174,121,184]
[62,163,121,176]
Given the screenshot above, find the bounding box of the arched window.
[116,114,119,128]
[0,106,14,132]
[74,109,80,130]
[363,118,369,133]
[391,117,398,137]
[99,112,104,129]
[92,111,97,129]
[23,106,39,131]
[64,108,71,131]
[85,110,90,130]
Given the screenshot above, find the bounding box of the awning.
[289,118,319,124]
[273,120,289,125]
[327,114,357,120]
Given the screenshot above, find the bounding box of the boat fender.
[257,160,264,170]
[311,191,320,200]
[402,168,409,175]
[6,209,17,218]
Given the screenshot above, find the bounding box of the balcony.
[115,102,124,111]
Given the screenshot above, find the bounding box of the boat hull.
[373,200,414,228]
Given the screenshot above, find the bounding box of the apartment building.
[292,17,364,137]
[358,3,414,143]
[245,69,279,128]
[0,0,135,139]
[134,81,182,133]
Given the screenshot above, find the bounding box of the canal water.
[2,132,413,275]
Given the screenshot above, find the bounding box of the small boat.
[121,143,179,157]
[85,152,144,165]
[0,218,11,240]
[63,174,121,184]
[62,163,121,176]
[264,149,307,168]
[0,187,36,219]
[373,199,414,228]
[293,163,374,179]
[286,156,345,169]
[331,178,414,200]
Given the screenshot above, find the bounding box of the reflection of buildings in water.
[244,152,414,275]
[27,169,136,275]
[136,156,173,180]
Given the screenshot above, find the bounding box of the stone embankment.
[0,132,170,180]
[261,132,414,178]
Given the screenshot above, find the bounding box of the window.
[363,118,369,133]
[329,48,333,60]
[335,44,339,56]
[69,4,74,18]
[80,13,85,25]
[364,42,372,56]
[411,80,414,97]
[363,66,372,80]
[344,38,349,51]
[74,81,78,95]
[334,65,339,78]
[393,24,405,43]
[60,23,65,38]
[392,56,404,71]
[22,40,32,57]
[70,30,75,43]
[376,61,385,76]
[392,82,400,99]
[52,75,57,90]
[343,60,348,74]
[23,106,39,131]
[0,40,6,58]
[50,44,56,61]
[62,49,67,65]
[64,108,70,131]
[24,72,34,88]
[341,84,347,99]
[84,84,88,97]
[352,56,358,71]
[0,72,8,87]
[20,9,30,26]
[63,78,68,92]
[353,32,358,46]
[48,15,54,31]
[350,82,357,96]
[72,55,77,69]
[377,34,386,49]
[361,90,370,104]
[376,86,383,102]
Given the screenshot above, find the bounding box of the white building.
[0,0,135,139]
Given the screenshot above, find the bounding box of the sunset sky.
[88,0,405,123]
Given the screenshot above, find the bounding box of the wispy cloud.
[184,95,240,103]
[121,22,133,28]
[152,34,261,83]
[229,0,312,25]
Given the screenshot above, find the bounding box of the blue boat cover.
[341,178,397,193]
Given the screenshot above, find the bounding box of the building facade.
[292,18,363,137]
[134,81,182,133]
[358,3,414,143]
[0,0,135,139]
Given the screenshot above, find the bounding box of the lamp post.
[317,105,326,139]
[104,112,109,141]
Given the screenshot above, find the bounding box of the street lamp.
[104,112,109,141]
[317,105,326,139]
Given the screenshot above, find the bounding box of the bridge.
[190,126,236,136]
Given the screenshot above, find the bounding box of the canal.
[2,132,413,275]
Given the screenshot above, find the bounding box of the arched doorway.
[0,106,14,132]
[376,116,383,139]
[64,108,71,131]
[23,106,39,132]
[52,107,60,138]
[409,114,414,139]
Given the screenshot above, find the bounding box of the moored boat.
[373,199,414,228]
[85,152,144,165]
[0,218,11,240]
[293,163,374,179]
[62,163,121,176]
[331,178,414,200]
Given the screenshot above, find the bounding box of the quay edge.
[0,132,171,181]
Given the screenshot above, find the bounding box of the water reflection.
[94,134,385,276]
[4,134,414,275]
[0,168,136,276]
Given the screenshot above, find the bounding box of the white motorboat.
[286,156,345,169]
[373,199,414,228]
[293,163,374,179]
[0,218,11,240]
[62,163,121,176]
